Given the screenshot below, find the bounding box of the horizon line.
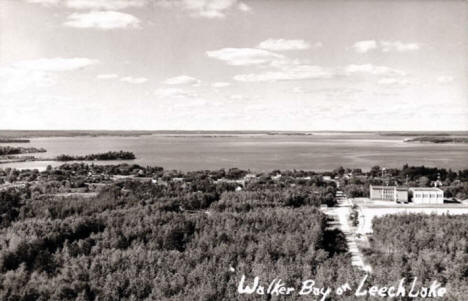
[1,129,468,133]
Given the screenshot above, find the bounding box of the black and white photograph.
[0,0,467,300]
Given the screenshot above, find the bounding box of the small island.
[0,138,30,143]
[56,151,136,161]
[404,136,468,144]
[0,146,46,155]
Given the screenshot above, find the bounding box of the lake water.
[2,133,468,171]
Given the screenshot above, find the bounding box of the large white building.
[409,187,444,204]
[369,185,408,203]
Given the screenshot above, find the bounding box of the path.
[322,199,373,273]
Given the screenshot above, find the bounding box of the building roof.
[370,185,396,189]
[409,187,443,192]
[370,185,408,191]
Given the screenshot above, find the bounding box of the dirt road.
[322,200,373,273]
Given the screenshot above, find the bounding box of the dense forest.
[365,214,468,300]
[1,163,468,300]
[0,163,362,301]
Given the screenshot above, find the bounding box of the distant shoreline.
[1,130,467,139]
[404,136,468,144]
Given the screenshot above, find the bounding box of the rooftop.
[409,187,443,192]
[370,185,407,190]
[370,185,395,189]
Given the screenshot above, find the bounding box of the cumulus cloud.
[66,0,146,10]
[208,45,407,84]
[377,78,412,86]
[211,82,231,88]
[154,88,197,98]
[97,73,119,80]
[291,87,307,94]
[257,39,315,51]
[206,48,284,66]
[120,76,148,84]
[352,40,420,53]
[96,74,147,83]
[352,40,378,53]
[381,41,419,52]
[163,75,200,86]
[229,94,249,101]
[237,2,251,12]
[13,57,99,72]
[1,57,98,94]
[26,0,146,10]
[25,0,60,6]
[436,76,454,84]
[344,64,406,76]
[234,65,332,82]
[207,44,332,83]
[0,68,55,94]
[157,0,251,19]
[64,11,141,30]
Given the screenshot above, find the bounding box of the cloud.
[352,40,378,53]
[64,11,141,30]
[120,76,148,84]
[26,0,146,10]
[381,41,419,52]
[97,73,119,80]
[234,65,332,82]
[163,75,200,86]
[157,0,251,19]
[66,0,146,10]
[25,0,60,6]
[237,2,251,12]
[154,88,197,98]
[97,74,147,83]
[0,68,56,94]
[13,57,99,72]
[258,39,314,51]
[208,45,332,83]
[1,57,98,94]
[212,82,231,88]
[352,40,420,53]
[436,76,454,84]
[229,94,249,101]
[377,78,412,86]
[292,87,307,94]
[344,64,406,76]
[206,48,284,66]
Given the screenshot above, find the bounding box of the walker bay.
[1,131,467,171]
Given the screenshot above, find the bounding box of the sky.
[1,0,467,131]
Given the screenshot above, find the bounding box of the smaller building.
[409,188,444,204]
